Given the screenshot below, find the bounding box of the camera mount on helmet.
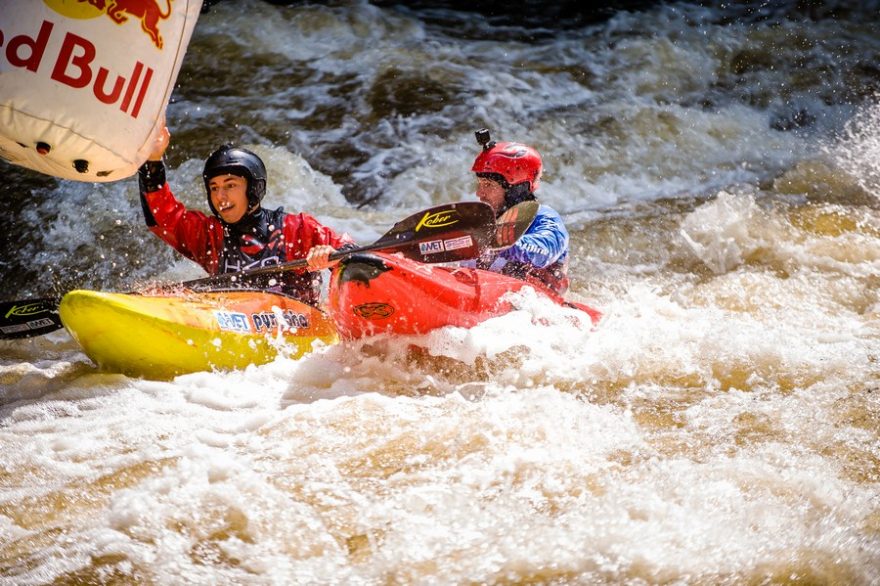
[471,130,542,195]
[475,128,495,151]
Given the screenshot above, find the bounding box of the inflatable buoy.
[0,0,202,182]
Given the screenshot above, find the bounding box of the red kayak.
[327,252,601,339]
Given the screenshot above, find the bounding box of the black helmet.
[202,145,267,218]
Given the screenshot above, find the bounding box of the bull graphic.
[78,0,173,50]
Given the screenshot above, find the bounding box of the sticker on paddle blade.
[414,208,462,232]
[419,240,445,255]
[386,202,495,239]
[0,298,63,339]
[418,235,475,256]
[388,230,478,263]
[443,235,474,251]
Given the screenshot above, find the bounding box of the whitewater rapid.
[2,1,879,583]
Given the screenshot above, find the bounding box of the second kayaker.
[466,129,571,295]
[138,126,356,306]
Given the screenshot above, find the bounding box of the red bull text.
[1,19,156,118]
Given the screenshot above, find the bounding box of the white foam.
[828,99,880,200]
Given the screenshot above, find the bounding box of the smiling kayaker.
[138,126,356,306]
[467,129,571,295]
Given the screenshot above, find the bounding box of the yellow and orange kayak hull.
[59,289,338,379]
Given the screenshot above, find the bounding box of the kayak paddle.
[0,201,497,339]
[0,201,540,340]
[181,200,539,292]
[180,201,498,291]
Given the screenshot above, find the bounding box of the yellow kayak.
[59,289,338,379]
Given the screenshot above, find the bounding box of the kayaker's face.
[209,174,249,223]
[476,176,506,213]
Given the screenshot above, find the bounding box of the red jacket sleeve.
[141,184,226,275]
[281,212,356,261]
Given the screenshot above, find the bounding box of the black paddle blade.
[374,201,496,263]
[0,298,63,339]
[180,201,497,291]
[494,200,539,249]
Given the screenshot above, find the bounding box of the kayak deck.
[59,289,338,379]
[327,252,601,339]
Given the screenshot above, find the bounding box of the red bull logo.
[75,0,173,50]
[0,18,155,118]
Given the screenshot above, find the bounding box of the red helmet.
[472,139,542,192]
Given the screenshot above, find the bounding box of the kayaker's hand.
[306,245,338,270]
[148,126,170,161]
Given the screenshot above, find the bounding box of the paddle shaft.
[182,200,540,290]
[180,201,497,290]
[0,201,505,339]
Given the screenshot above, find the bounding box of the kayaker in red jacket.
[467,129,571,295]
[138,127,356,306]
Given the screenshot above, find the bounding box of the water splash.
[830,98,880,200]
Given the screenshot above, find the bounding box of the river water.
[2,1,880,584]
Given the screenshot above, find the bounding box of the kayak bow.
[59,289,338,379]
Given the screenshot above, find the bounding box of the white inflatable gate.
[0,0,202,182]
